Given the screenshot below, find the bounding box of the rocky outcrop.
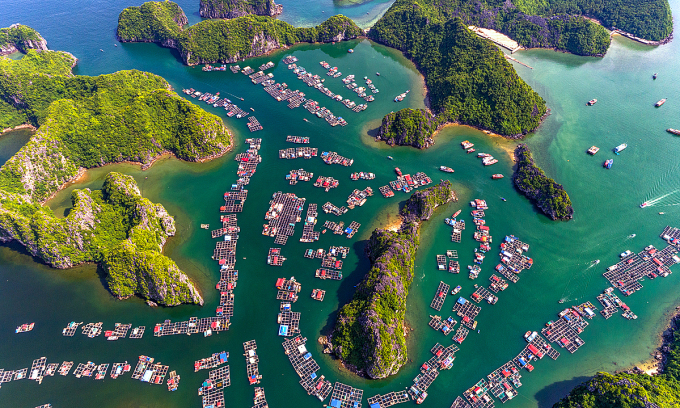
[513,144,574,221]
[0,172,204,306]
[376,108,441,149]
[0,24,47,56]
[199,0,282,19]
[331,181,456,379]
[117,2,362,66]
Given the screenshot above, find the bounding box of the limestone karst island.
[1,0,680,407]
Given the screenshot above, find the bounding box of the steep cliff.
[199,0,283,19]
[376,109,443,149]
[331,181,456,379]
[513,144,573,221]
[0,24,47,56]
[0,35,231,306]
[117,1,362,65]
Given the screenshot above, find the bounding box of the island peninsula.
[331,181,457,378]
[0,29,232,306]
[116,1,362,66]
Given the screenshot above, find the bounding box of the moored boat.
[587,146,599,155]
[451,285,462,295]
[604,159,613,169]
[656,98,667,107]
[614,143,627,154]
[587,99,597,106]
[16,323,34,333]
[492,174,504,179]
[667,128,680,136]
[452,210,461,218]
[653,73,658,80]
[395,167,402,176]
[440,166,454,173]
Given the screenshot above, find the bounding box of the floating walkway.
[300,203,320,242]
[262,192,306,245]
[282,336,332,401]
[453,297,481,329]
[430,281,450,311]
[252,387,268,408]
[244,340,262,385]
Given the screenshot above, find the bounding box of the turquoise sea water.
[1,1,680,407]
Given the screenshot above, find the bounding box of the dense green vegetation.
[0,50,231,201]
[332,181,455,378]
[371,3,547,137]
[0,32,231,304]
[513,144,573,220]
[517,0,673,42]
[199,0,281,18]
[0,24,45,53]
[116,0,187,44]
[554,329,680,407]
[117,1,362,65]
[377,109,445,149]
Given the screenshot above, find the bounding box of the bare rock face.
[199,0,282,19]
[0,24,48,56]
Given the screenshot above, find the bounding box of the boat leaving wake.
[641,189,680,207]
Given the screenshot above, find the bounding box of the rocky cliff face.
[331,181,456,379]
[199,0,282,19]
[0,172,203,306]
[0,24,48,56]
[180,32,283,65]
[376,109,440,149]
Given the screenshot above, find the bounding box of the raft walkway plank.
[281,336,331,401]
[321,256,342,269]
[62,321,82,336]
[540,310,587,354]
[449,260,461,273]
[201,391,225,408]
[262,192,305,245]
[300,203,320,242]
[324,220,345,235]
[472,286,498,305]
[244,340,262,385]
[0,369,14,383]
[321,151,353,166]
[110,362,130,379]
[495,264,520,283]
[278,311,301,336]
[29,357,46,383]
[463,378,495,408]
[437,255,447,270]
[44,363,58,377]
[597,292,620,319]
[73,362,95,378]
[367,390,410,407]
[453,325,469,344]
[346,188,372,209]
[252,386,268,408]
[95,364,109,380]
[81,322,102,338]
[379,185,395,198]
[453,297,481,329]
[451,396,472,408]
[447,250,459,258]
[346,221,361,239]
[499,236,533,274]
[331,382,363,408]
[315,268,343,280]
[286,135,310,144]
[58,362,73,376]
[322,202,348,216]
[529,334,561,360]
[129,326,145,339]
[195,352,229,372]
[430,281,450,311]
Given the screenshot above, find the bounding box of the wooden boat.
[492,174,504,179]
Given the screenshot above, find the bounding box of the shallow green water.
[2,1,680,407]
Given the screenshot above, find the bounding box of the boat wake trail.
[643,189,680,207]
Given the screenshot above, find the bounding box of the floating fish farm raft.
[244,340,262,385]
[282,336,333,401]
[263,192,305,245]
[430,281,450,311]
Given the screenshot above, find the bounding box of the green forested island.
[370,0,548,140]
[0,24,47,56]
[117,1,362,65]
[513,144,574,220]
[199,0,283,19]
[331,181,456,378]
[0,29,232,305]
[554,317,680,407]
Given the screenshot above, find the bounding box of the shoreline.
[627,306,680,376]
[40,143,233,205]
[0,123,36,135]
